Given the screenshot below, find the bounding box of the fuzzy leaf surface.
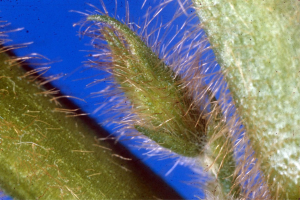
[193,0,300,198]
[87,15,208,157]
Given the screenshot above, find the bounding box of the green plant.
[1,0,299,199]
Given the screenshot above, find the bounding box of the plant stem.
[0,51,182,199]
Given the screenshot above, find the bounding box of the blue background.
[0,0,219,199]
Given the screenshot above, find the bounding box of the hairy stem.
[0,51,182,199]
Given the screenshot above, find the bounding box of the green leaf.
[87,15,208,157]
[193,0,300,198]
